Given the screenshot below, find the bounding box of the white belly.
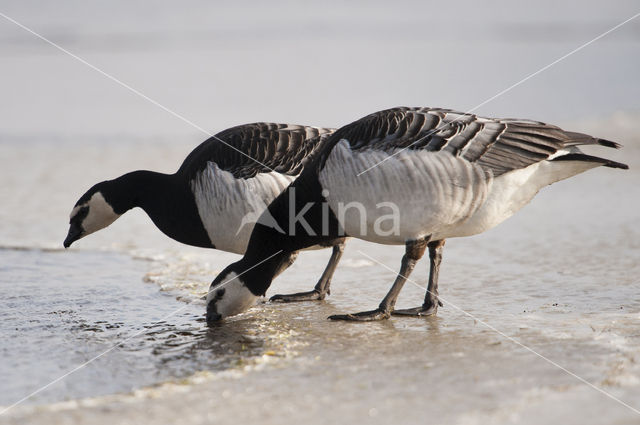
[436,155,602,239]
[318,140,490,244]
[191,163,296,254]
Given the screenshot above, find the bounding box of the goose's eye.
[215,288,226,299]
[71,206,89,224]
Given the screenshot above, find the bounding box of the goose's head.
[64,182,122,248]
[205,252,297,322]
[206,264,260,322]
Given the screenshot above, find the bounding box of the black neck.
[233,250,295,296]
[105,170,213,248]
[239,170,343,296]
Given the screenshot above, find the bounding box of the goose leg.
[393,239,445,316]
[329,238,428,322]
[270,241,345,302]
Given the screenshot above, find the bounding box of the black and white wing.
[305,107,627,244]
[180,123,335,180]
[320,107,626,176]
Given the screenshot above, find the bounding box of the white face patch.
[70,192,120,238]
[206,272,259,319]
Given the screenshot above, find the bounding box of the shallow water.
[1,248,211,405]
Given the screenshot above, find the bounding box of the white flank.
[191,162,296,254]
[439,150,602,239]
[319,142,602,243]
[319,140,490,244]
[72,192,120,237]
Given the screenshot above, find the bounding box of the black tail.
[551,153,629,170]
[596,138,623,149]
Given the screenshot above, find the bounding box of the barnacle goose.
[64,123,347,304]
[205,107,628,322]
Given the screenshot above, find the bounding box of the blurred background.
[1,2,639,424]
[1,0,639,135]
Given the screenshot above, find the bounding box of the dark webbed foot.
[328,309,390,321]
[270,289,326,303]
[392,300,442,317]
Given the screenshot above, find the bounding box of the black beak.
[206,312,222,322]
[63,223,83,248]
[206,303,222,322]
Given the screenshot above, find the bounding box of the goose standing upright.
[64,123,347,304]
[205,107,628,322]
